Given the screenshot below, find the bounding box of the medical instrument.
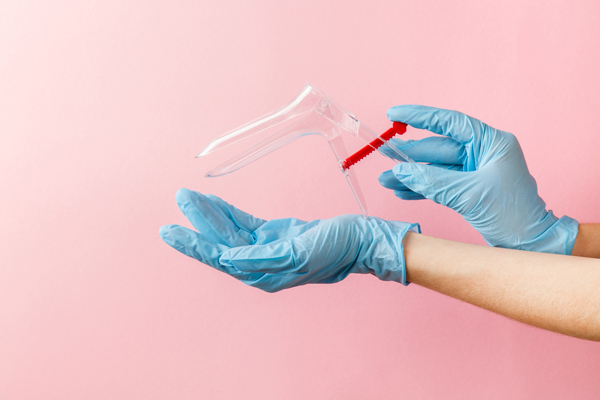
[197,84,413,216]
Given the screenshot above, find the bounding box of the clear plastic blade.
[198,84,324,156]
[205,112,324,177]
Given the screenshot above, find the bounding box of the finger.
[380,164,462,202]
[159,224,257,281]
[253,218,316,244]
[379,170,408,191]
[159,224,225,268]
[204,193,267,232]
[380,164,461,190]
[176,188,252,246]
[393,188,426,201]
[381,136,465,165]
[392,162,470,207]
[220,241,296,273]
[220,239,348,281]
[387,105,488,144]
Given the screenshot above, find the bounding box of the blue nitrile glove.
[378,105,578,255]
[159,189,420,292]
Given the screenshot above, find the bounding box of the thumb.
[220,242,296,274]
[392,162,468,207]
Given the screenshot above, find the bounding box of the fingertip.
[159,224,171,237]
[392,162,411,177]
[159,224,181,246]
[378,170,400,189]
[175,189,216,219]
[219,248,250,271]
[387,105,409,122]
[387,104,427,120]
[175,187,193,205]
[219,246,239,262]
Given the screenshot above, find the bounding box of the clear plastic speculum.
[198,84,412,216]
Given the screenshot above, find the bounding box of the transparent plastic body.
[198,84,412,216]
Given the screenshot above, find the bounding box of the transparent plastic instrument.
[198,84,412,216]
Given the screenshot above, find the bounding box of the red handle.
[341,121,407,170]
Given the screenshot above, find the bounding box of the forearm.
[402,232,600,341]
[572,223,600,258]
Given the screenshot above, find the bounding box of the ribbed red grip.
[341,121,407,170]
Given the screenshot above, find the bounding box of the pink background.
[2,1,600,398]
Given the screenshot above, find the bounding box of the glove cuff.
[377,221,421,286]
[517,214,579,255]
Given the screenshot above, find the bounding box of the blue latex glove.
[378,105,578,255]
[159,189,420,292]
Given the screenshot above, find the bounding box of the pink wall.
[2,1,600,398]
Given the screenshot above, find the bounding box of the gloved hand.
[159,189,420,292]
[378,105,578,255]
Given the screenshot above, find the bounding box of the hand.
[378,105,578,254]
[159,189,420,292]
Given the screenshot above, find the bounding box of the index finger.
[176,188,253,247]
[204,193,267,233]
[387,105,487,144]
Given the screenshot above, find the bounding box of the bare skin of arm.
[402,232,600,342]
[572,223,600,258]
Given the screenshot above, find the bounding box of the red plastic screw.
[341,121,407,170]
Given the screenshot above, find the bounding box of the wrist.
[571,223,600,258]
[368,220,421,285]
